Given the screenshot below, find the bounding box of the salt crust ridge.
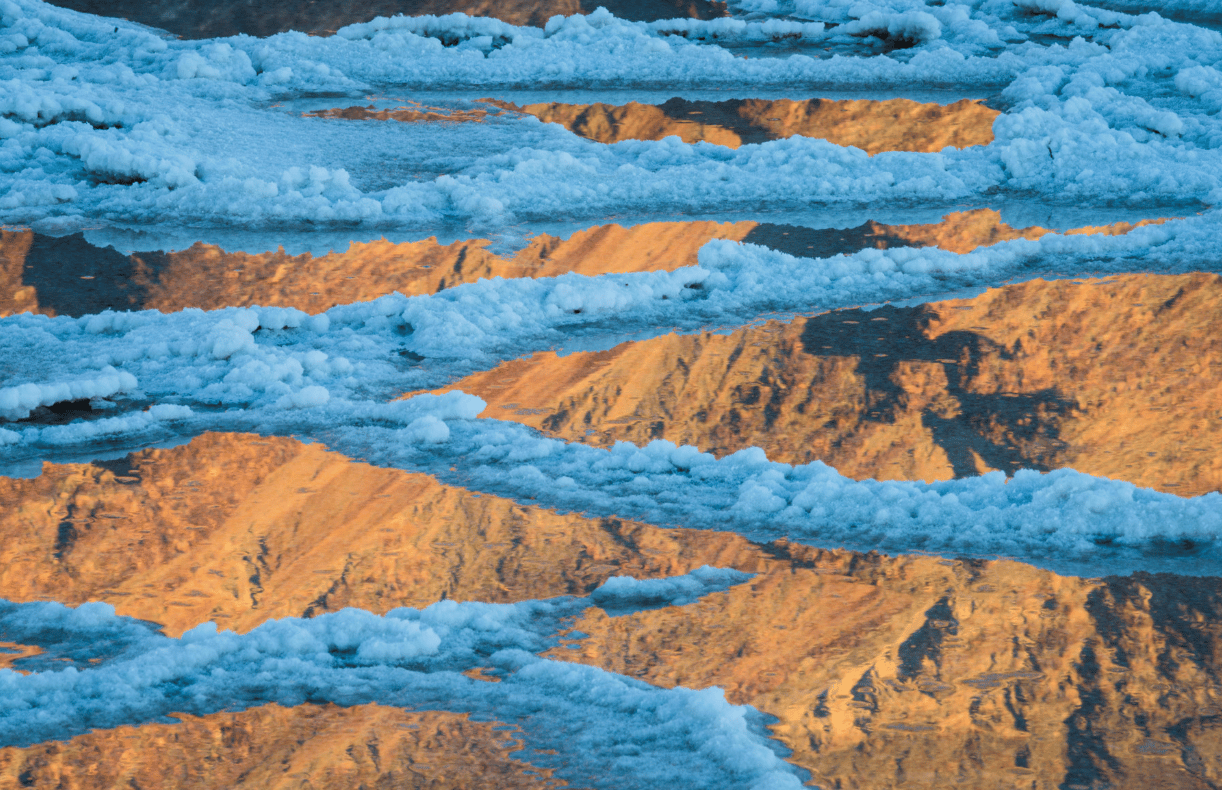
[0,570,808,790]
[4,0,1222,778]
[3,0,1222,231]
[2,223,1222,566]
[321,401,1222,570]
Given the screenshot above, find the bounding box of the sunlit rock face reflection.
[0,706,566,789]
[0,222,755,318]
[315,96,999,152]
[7,0,1222,783]
[3,433,1222,788]
[0,432,759,636]
[494,97,1000,153]
[450,271,1222,494]
[547,544,1222,790]
[0,212,1168,319]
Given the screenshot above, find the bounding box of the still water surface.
[1,2,1220,786]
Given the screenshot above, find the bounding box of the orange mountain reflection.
[489,97,999,153]
[0,211,1169,318]
[0,433,1220,787]
[43,0,727,38]
[0,432,753,636]
[447,271,1222,495]
[0,705,572,789]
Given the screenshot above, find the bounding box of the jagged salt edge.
[0,213,1215,440]
[5,0,1222,229]
[0,570,805,790]
[307,407,1222,567]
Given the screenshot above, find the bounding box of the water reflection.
[0,432,757,636]
[308,102,494,125]
[490,97,999,153]
[0,705,569,789]
[0,642,41,674]
[44,0,726,38]
[0,211,1168,318]
[549,542,1222,789]
[3,433,1222,787]
[448,272,1222,494]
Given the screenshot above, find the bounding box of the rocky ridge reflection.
[0,432,753,636]
[0,706,570,789]
[1,433,1221,787]
[502,96,999,153]
[551,544,1222,790]
[0,210,1168,319]
[328,96,1000,153]
[444,270,1222,495]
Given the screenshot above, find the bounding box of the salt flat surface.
[4,0,1222,785]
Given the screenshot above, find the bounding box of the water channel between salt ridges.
[2,0,1222,788]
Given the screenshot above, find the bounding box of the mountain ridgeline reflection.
[0,432,755,636]
[1,434,1222,787]
[0,706,569,790]
[448,271,1222,495]
[0,211,1168,319]
[551,545,1222,790]
[316,96,999,152]
[490,96,1000,153]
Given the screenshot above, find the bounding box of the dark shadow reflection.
[741,220,909,259]
[46,0,726,38]
[2,432,1222,787]
[21,233,152,317]
[800,303,1075,476]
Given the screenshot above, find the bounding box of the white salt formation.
[2,0,1222,784]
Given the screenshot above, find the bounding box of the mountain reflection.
[0,705,570,789]
[490,97,999,153]
[551,542,1222,790]
[0,432,755,637]
[0,211,1167,318]
[1,433,1221,787]
[324,96,1000,153]
[449,271,1222,495]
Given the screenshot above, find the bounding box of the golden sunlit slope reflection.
[491,97,999,153]
[0,706,573,789]
[0,211,1170,318]
[548,544,1222,790]
[3,439,1222,787]
[446,272,1222,494]
[0,432,762,636]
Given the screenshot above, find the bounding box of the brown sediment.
[492,96,1000,153]
[0,432,761,637]
[0,705,570,789]
[306,102,493,124]
[444,270,1222,495]
[1,210,1170,318]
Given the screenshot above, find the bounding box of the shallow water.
[4,0,1222,787]
[4,433,1222,786]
